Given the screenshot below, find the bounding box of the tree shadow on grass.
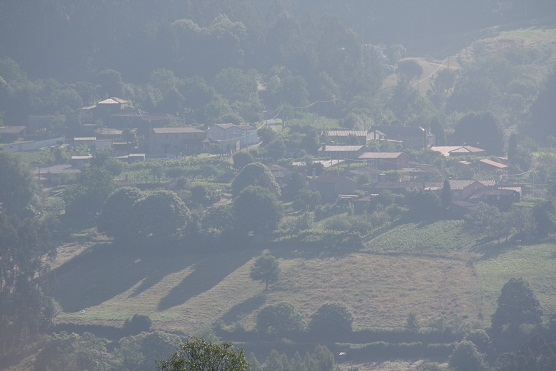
[157,251,254,311]
[219,294,267,325]
[52,243,203,312]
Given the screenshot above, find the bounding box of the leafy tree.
[397,59,423,81]
[232,151,255,170]
[97,187,143,242]
[453,112,504,154]
[64,165,116,218]
[494,334,556,371]
[189,184,220,207]
[233,186,282,238]
[0,208,56,354]
[132,190,190,243]
[441,179,452,210]
[116,331,183,371]
[283,171,307,201]
[157,337,249,371]
[532,199,556,237]
[309,303,353,338]
[256,302,304,336]
[0,151,36,217]
[294,188,322,211]
[528,69,556,143]
[250,254,280,291]
[214,67,258,103]
[34,332,116,371]
[404,190,442,221]
[122,314,152,337]
[449,340,488,371]
[491,277,543,336]
[231,162,281,197]
[465,329,491,356]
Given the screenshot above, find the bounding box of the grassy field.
[364,220,477,253]
[475,242,556,325]
[51,221,556,336]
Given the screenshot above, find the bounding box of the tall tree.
[0,152,36,217]
[0,207,56,355]
[441,179,452,209]
[528,69,556,143]
[491,277,543,336]
[250,254,280,291]
[453,111,504,154]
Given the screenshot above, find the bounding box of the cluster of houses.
[1,97,260,157]
[1,97,519,214]
[306,127,518,213]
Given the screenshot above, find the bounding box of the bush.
[309,303,353,339]
[449,340,488,371]
[122,314,152,337]
[256,302,305,337]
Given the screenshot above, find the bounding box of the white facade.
[207,123,259,152]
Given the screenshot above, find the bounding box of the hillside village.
[1,1,556,370]
[1,96,525,217]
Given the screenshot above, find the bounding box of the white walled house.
[207,123,259,153]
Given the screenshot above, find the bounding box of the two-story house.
[148,127,206,155]
[207,123,259,153]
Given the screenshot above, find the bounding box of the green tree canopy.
[132,190,190,243]
[491,277,543,335]
[528,69,556,143]
[97,187,143,242]
[64,165,116,218]
[0,151,36,217]
[231,162,280,197]
[256,302,304,336]
[233,186,282,238]
[249,254,280,291]
[0,208,56,354]
[157,337,249,371]
[453,111,504,154]
[309,302,353,338]
[232,151,255,170]
[448,340,488,371]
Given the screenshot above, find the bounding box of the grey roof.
[327,130,368,137]
[152,127,204,134]
[319,145,363,152]
[0,126,26,134]
[358,152,405,159]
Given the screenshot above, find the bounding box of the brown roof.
[152,127,204,134]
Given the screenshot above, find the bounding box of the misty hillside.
[2,1,556,370]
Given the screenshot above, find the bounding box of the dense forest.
[2,1,556,370]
